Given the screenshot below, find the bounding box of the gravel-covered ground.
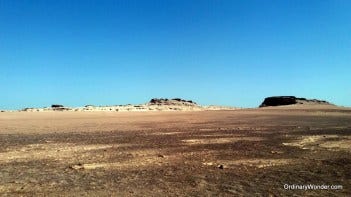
[0,108,350,196]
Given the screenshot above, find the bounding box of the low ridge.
[20,98,236,112]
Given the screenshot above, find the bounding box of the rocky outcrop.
[51,104,64,108]
[259,96,297,107]
[51,104,70,111]
[148,98,197,106]
[259,96,331,107]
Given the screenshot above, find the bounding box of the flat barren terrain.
[0,107,350,196]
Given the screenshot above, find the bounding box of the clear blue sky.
[1,0,350,109]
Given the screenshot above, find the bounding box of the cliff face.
[259,96,331,107]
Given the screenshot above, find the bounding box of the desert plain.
[0,106,350,196]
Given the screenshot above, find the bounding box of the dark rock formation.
[259,96,297,107]
[51,104,70,111]
[259,96,331,107]
[149,98,197,106]
[51,104,64,108]
[22,108,35,111]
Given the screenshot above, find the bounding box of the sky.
[0,0,350,109]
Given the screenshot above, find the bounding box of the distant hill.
[259,96,333,107]
[148,98,197,106]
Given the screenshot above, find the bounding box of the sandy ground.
[0,107,350,196]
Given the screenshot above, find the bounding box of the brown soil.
[0,107,350,196]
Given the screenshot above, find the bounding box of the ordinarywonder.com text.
[284,184,343,190]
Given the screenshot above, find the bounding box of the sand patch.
[0,143,178,170]
[195,134,241,137]
[70,150,182,170]
[283,135,351,152]
[319,140,351,150]
[203,159,293,168]
[0,143,131,163]
[150,132,184,135]
[182,137,262,145]
[70,157,164,170]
